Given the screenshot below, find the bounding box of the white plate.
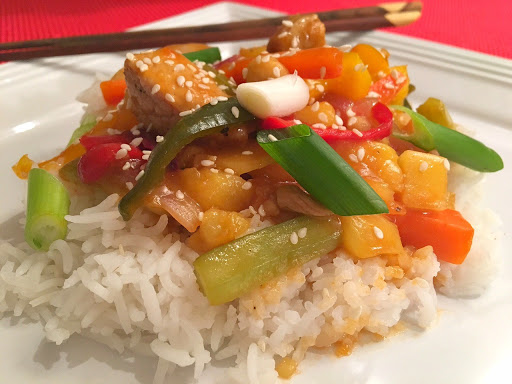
[1,3,512,383]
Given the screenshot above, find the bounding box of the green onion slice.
[183,47,221,64]
[119,98,255,220]
[67,115,97,147]
[257,125,388,216]
[25,168,70,251]
[392,105,504,172]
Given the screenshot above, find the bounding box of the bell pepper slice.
[100,79,127,106]
[277,47,344,79]
[118,98,255,220]
[262,102,393,143]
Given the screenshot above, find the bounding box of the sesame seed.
[339,44,352,52]
[103,113,113,122]
[352,129,363,137]
[291,36,299,48]
[320,66,326,79]
[377,70,387,78]
[258,205,266,217]
[185,80,193,88]
[249,206,257,215]
[282,19,293,27]
[210,98,219,105]
[126,182,133,190]
[164,60,174,66]
[198,211,204,221]
[444,159,451,171]
[349,154,359,163]
[242,150,253,155]
[261,55,270,63]
[242,67,248,79]
[156,136,164,143]
[121,144,131,151]
[136,60,143,68]
[318,112,328,123]
[143,58,152,65]
[201,159,215,167]
[208,71,216,78]
[187,63,197,72]
[367,91,381,98]
[419,161,429,172]
[293,119,302,125]
[151,84,160,94]
[335,115,344,126]
[242,181,252,190]
[255,55,262,64]
[332,124,339,129]
[115,148,128,159]
[290,232,299,245]
[218,69,225,74]
[311,101,320,112]
[175,190,185,200]
[185,90,193,102]
[396,76,406,84]
[231,106,240,118]
[357,147,365,161]
[198,84,209,89]
[354,63,367,72]
[316,84,325,92]
[174,63,185,72]
[139,64,149,72]
[224,168,235,175]
[165,93,175,103]
[309,98,316,105]
[273,66,281,77]
[152,56,160,63]
[177,76,186,87]
[179,110,193,117]
[131,128,140,136]
[135,170,145,181]
[298,227,308,238]
[384,82,395,89]
[312,123,327,129]
[268,134,278,142]
[107,128,121,135]
[373,226,384,239]
[210,168,219,173]
[228,62,236,70]
[169,53,176,59]
[143,150,151,155]
[347,116,357,126]
[202,77,210,84]
[390,69,400,80]
[130,137,143,147]
[217,96,228,101]
[346,108,356,117]
[278,31,288,39]
[142,154,150,160]
[126,52,135,60]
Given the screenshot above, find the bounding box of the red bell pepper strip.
[261,102,393,142]
[78,143,143,184]
[79,134,129,150]
[392,209,474,265]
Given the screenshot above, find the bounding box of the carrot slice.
[393,209,474,264]
[100,79,127,106]
[278,47,343,79]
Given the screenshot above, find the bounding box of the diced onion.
[236,74,309,119]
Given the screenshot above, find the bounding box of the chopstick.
[0,1,422,61]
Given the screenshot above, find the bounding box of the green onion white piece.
[25,168,70,251]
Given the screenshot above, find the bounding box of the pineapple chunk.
[187,208,250,253]
[180,167,253,211]
[340,215,403,259]
[398,150,448,210]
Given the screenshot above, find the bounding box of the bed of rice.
[0,162,502,384]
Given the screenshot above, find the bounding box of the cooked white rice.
[0,165,501,383]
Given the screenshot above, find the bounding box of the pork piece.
[267,14,326,53]
[124,46,228,135]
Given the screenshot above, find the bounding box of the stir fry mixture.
[13,14,503,348]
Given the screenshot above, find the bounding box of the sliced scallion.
[257,125,388,216]
[392,105,503,172]
[183,47,221,64]
[67,115,97,147]
[25,168,70,251]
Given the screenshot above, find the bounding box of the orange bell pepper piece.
[325,52,372,101]
[369,66,408,105]
[12,154,35,179]
[100,79,127,106]
[351,44,389,81]
[393,209,474,264]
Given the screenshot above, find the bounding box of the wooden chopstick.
[0,2,422,61]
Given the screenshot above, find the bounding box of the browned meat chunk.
[124,46,228,135]
[267,14,326,53]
